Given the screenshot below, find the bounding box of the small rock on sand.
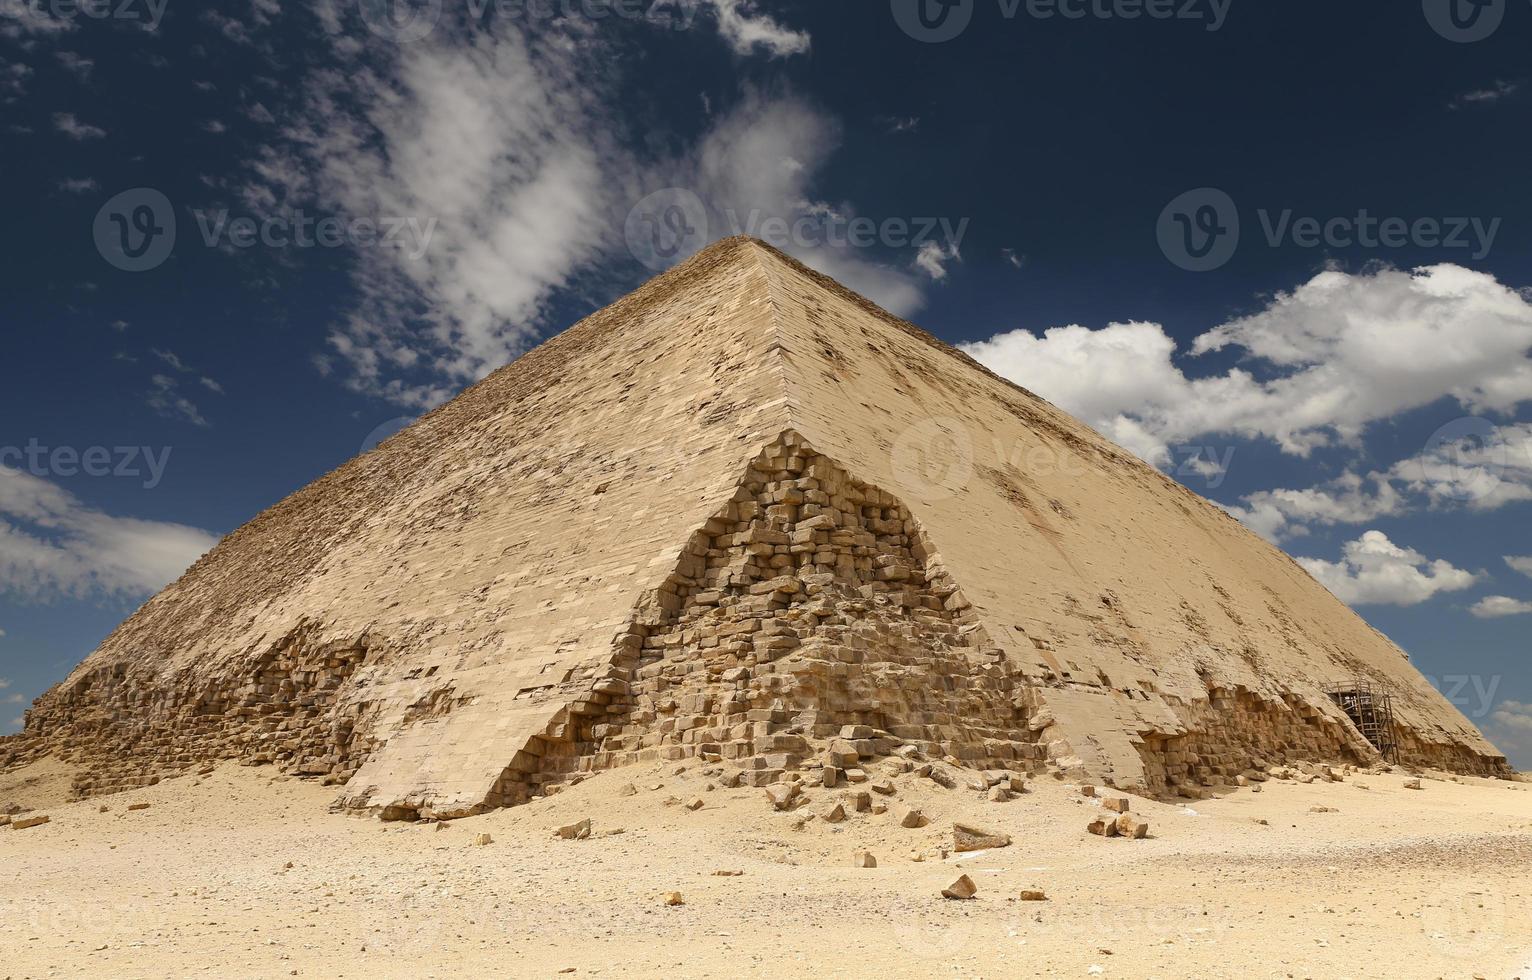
[941,874,978,900]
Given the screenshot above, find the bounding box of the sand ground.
[2,757,1529,979]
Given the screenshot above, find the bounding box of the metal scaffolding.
[1325,679,1399,763]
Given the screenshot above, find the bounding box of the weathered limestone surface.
[1,237,1511,815]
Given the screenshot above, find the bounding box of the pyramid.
[4,238,1510,817]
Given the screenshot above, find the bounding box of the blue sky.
[1,0,1529,766]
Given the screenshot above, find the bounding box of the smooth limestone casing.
[2,238,1509,815]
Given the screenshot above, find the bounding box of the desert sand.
[3,757,1528,979]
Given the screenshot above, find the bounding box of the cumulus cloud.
[704,0,810,57]
[964,264,1532,466]
[0,467,219,601]
[1506,555,1532,578]
[1296,530,1478,607]
[1470,595,1532,618]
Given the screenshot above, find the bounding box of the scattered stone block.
[764,783,800,810]
[686,798,705,811]
[1404,778,1422,790]
[1115,814,1149,839]
[663,892,684,906]
[1102,797,1130,814]
[952,822,1011,852]
[1018,889,1047,902]
[1087,816,1119,837]
[871,779,896,796]
[894,805,927,829]
[987,786,1012,803]
[127,803,151,811]
[557,818,593,840]
[821,802,847,823]
[618,783,638,797]
[851,790,872,812]
[941,874,978,900]
[11,815,49,830]
[852,851,877,868]
[473,833,493,846]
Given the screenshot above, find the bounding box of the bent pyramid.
[5,238,1509,816]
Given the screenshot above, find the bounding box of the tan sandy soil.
[2,758,1529,979]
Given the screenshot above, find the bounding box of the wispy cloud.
[148,374,211,427]
[53,112,106,140]
[57,177,99,194]
[55,51,94,81]
[0,467,218,601]
[704,0,811,58]
[1449,79,1520,110]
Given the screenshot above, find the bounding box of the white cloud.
[55,51,94,81]
[1506,555,1532,578]
[1220,421,1532,541]
[0,3,74,38]
[0,467,218,601]
[704,0,810,58]
[240,14,915,407]
[57,177,98,194]
[0,676,9,688]
[53,112,105,140]
[147,375,211,427]
[1470,595,1532,618]
[963,264,1532,466]
[1296,530,1478,607]
[913,240,960,281]
[1450,79,1520,110]
[2,60,32,97]
[1492,700,1532,731]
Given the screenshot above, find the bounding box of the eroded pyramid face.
[4,238,1509,817]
